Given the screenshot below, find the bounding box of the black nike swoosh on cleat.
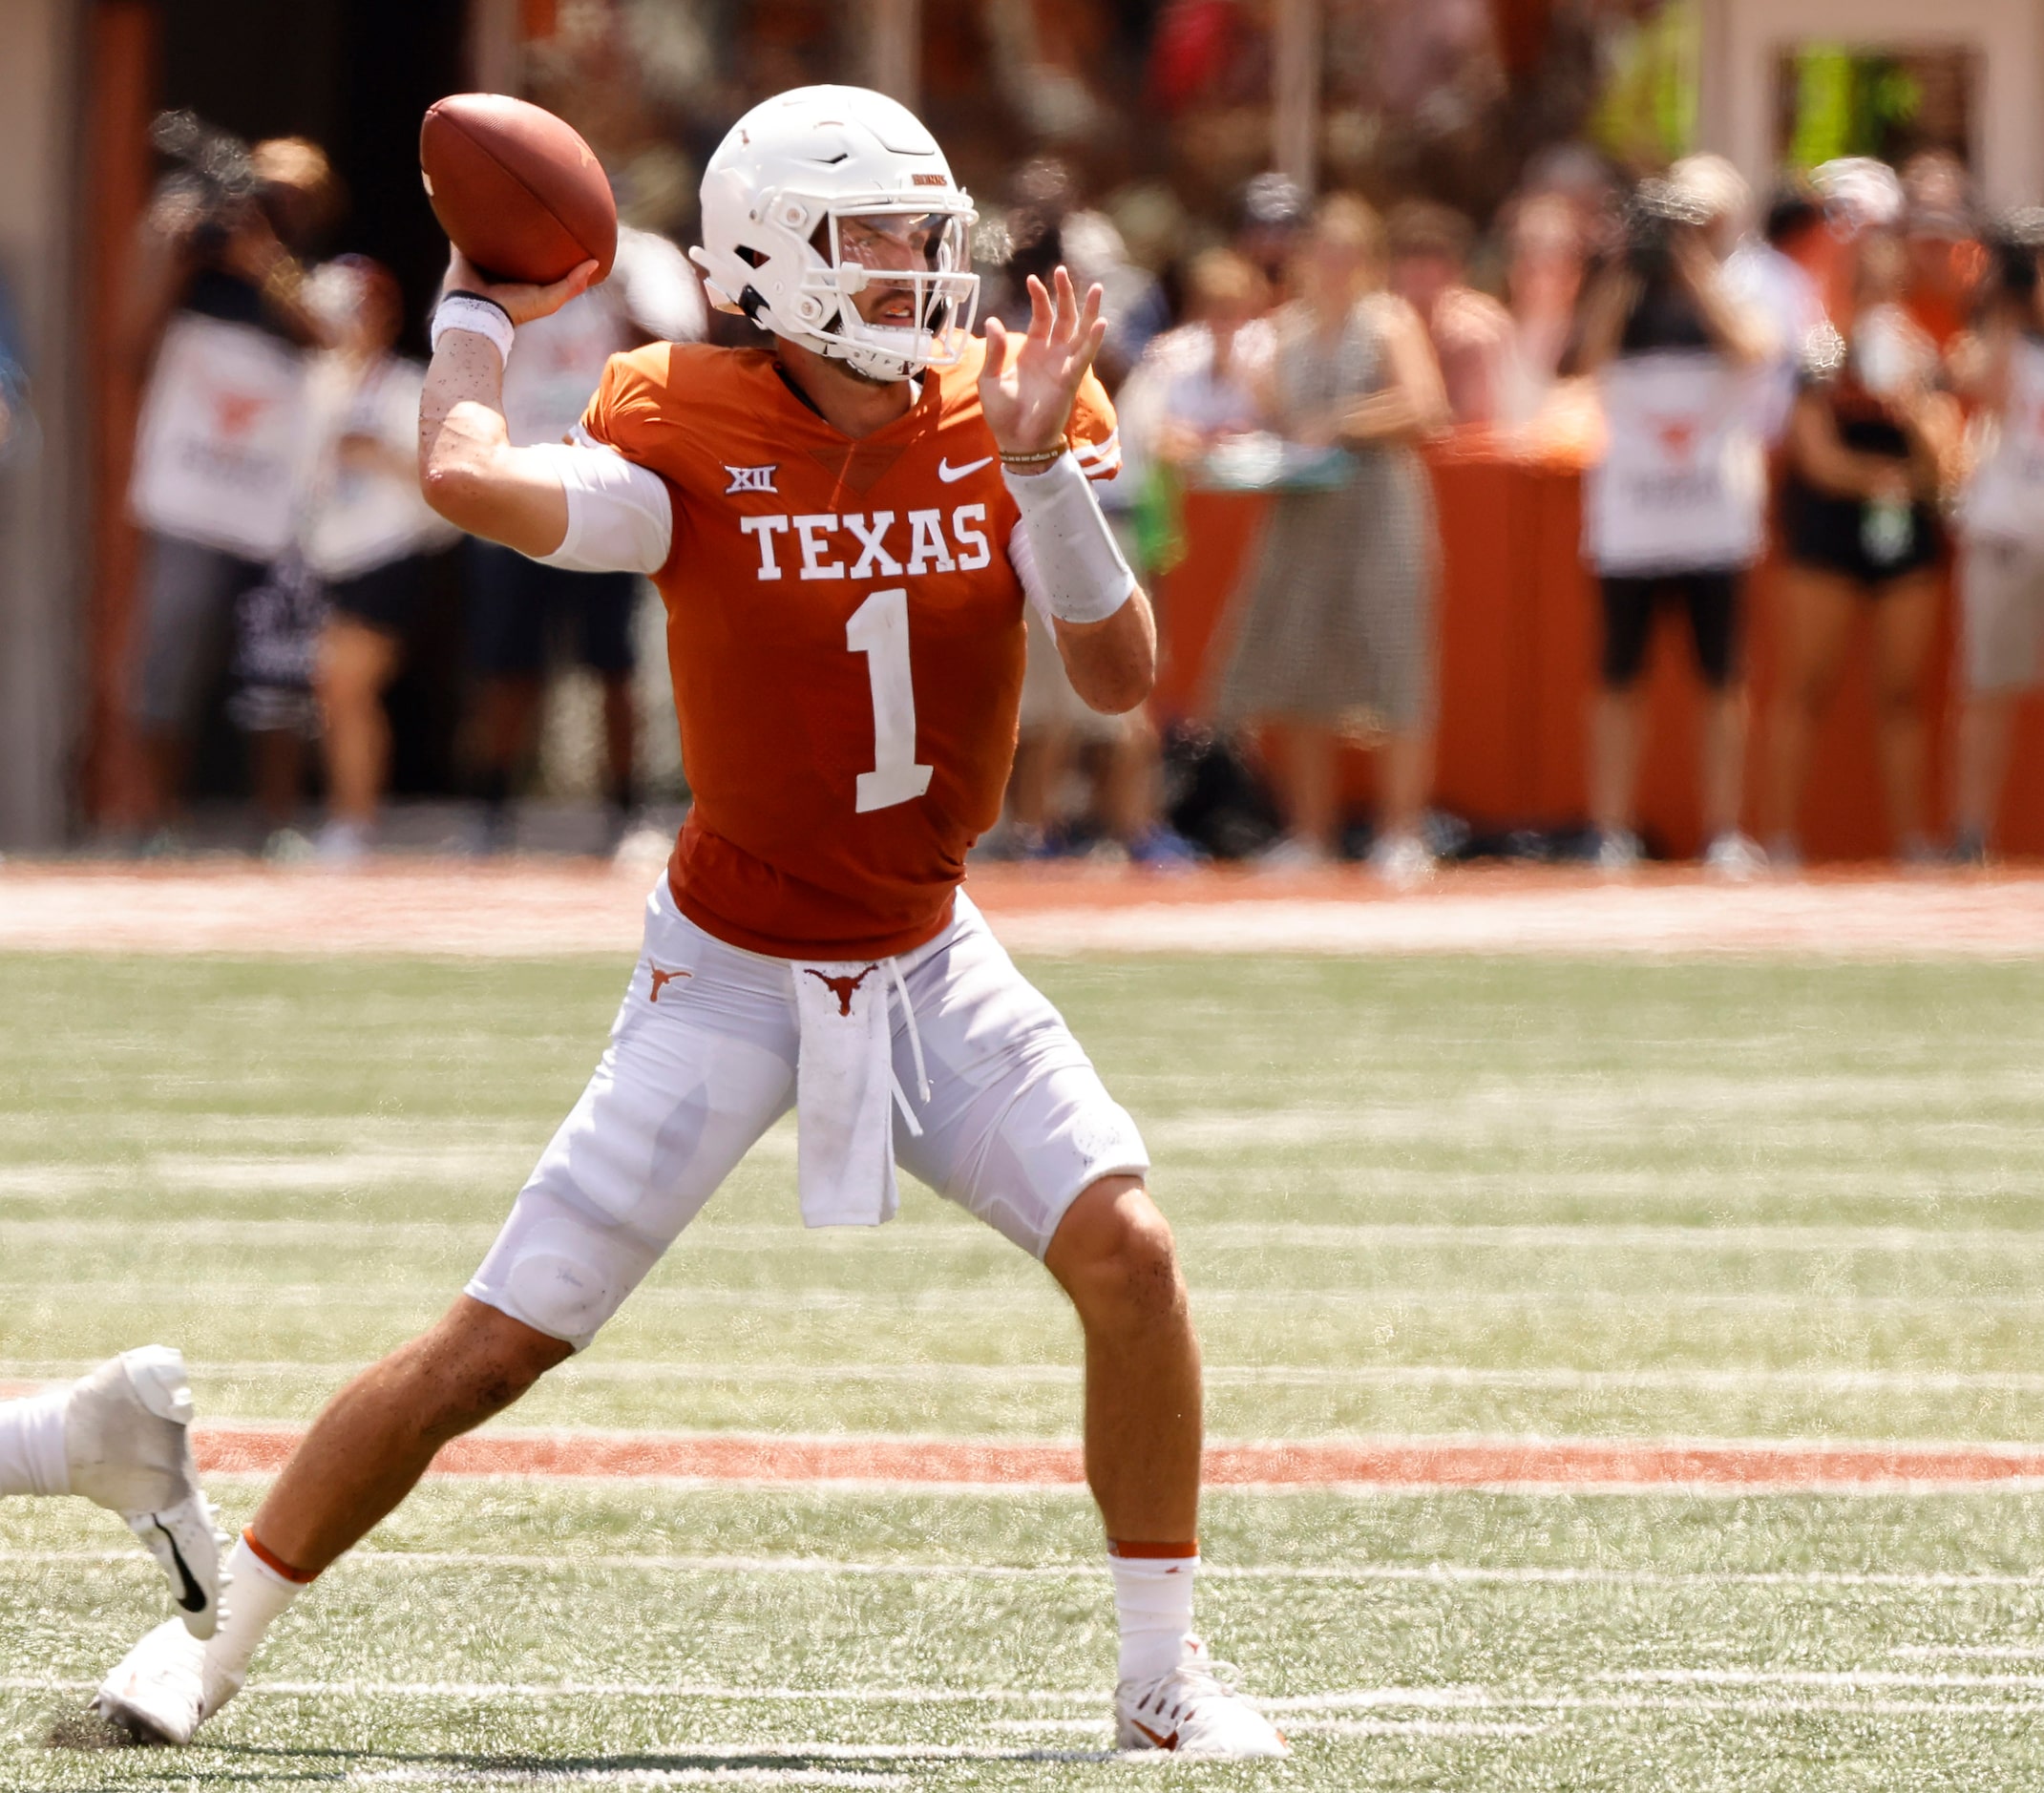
[148,1517,207,1613]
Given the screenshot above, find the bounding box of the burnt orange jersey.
[580,336,1119,959]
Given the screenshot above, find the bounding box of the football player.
[0,1348,225,1637]
[94,87,1284,1760]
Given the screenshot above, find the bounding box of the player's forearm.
[418,332,569,557]
[1056,589,1156,714]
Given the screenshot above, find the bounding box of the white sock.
[1108,1548,1199,1683]
[210,1535,306,1685]
[0,1391,72,1497]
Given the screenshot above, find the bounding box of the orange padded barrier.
[1153,445,2044,862]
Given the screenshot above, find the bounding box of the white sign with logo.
[130,313,312,559]
[1585,350,1765,575]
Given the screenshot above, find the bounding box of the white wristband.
[1002,452,1134,625]
[431,293,516,367]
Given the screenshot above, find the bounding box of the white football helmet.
[692,85,979,382]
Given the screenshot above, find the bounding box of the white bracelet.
[1002,452,1134,626]
[430,292,516,367]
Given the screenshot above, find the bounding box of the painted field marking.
[9,1550,2044,1592]
[5,1676,2040,1726]
[10,1216,2044,1252]
[1610,1667,2044,1691]
[15,1359,2044,1398]
[353,1772,910,1790]
[150,1423,2044,1492]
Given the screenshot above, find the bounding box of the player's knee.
[1053,1182,1186,1328]
[411,1297,571,1429]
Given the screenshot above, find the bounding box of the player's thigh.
[468,882,798,1349]
[893,900,1148,1260]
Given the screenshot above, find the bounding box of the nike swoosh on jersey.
[149,1517,207,1613]
[936,455,994,483]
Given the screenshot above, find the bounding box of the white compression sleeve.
[1002,453,1134,625]
[0,1389,72,1497]
[524,430,675,575]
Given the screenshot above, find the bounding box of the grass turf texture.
[5,951,2044,1787]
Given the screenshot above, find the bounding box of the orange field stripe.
[181,1424,2044,1490]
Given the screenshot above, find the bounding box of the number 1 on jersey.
[847,587,934,813]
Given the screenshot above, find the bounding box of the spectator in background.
[1948,213,2044,864]
[1899,150,1984,351]
[466,224,705,855]
[1117,247,1272,473]
[120,129,341,855]
[1724,176,1828,446]
[1234,173,1310,298]
[1499,193,1586,426]
[1215,195,1449,881]
[301,257,456,865]
[1386,200,1513,426]
[1763,202,1965,869]
[1573,172,1773,876]
[1002,247,1275,867]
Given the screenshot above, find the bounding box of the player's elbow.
[421,455,491,530]
[1075,651,1154,715]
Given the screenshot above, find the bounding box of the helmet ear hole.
[734,245,766,268]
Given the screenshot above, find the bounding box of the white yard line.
[16,1359,2044,1398]
[352,1774,913,1790]
[9,1550,2044,1592]
[5,1283,2040,1318]
[5,1676,2040,1727]
[9,1216,2044,1252]
[1610,1667,2044,1691]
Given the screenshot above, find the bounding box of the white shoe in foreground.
[66,1347,228,1637]
[93,1616,243,1745]
[1115,1640,1288,1760]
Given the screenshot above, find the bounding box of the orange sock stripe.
[1107,1538,1199,1559]
[242,1527,317,1584]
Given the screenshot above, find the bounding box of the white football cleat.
[93,1616,242,1745]
[1115,1639,1288,1760]
[65,1347,229,1637]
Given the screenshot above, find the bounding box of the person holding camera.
[119,120,341,854]
[1948,211,2044,864]
[1760,161,1965,870]
[1573,157,1773,875]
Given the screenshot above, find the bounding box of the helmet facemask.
[780,199,977,381]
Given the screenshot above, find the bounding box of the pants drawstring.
[884,956,930,1136]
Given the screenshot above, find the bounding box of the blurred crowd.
[67,102,2044,876]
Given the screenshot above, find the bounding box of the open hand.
[980,267,1107,458]
[442,249,599,327]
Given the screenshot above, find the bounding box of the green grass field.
[5,951,2044,1789]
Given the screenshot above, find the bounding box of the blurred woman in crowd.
[1386,200,1514,426]
[303,257,453,864]
[1215,194,1449,880]
[1763,217,1964,868]
[1949,215,2044,863]
[1573,164,1773,876]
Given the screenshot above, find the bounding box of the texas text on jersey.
[579,332,1120,960]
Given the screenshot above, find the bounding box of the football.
[418,94,617,286]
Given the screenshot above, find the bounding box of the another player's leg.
[893,904,1285,1758]
[95,884,799,1745]
[95,1300,565,1744]
[0,1348,225,1637]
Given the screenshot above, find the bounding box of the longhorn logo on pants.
[805,965,879,1017]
